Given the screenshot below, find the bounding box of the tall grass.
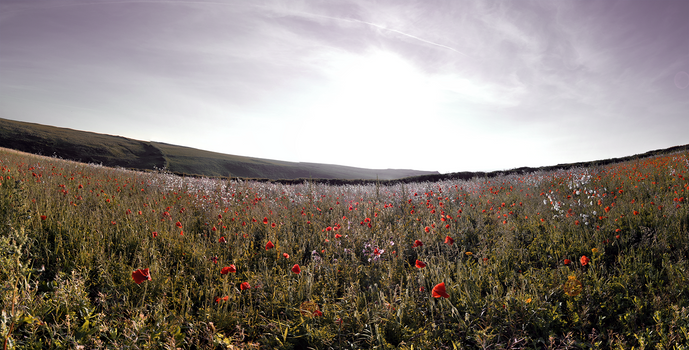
[1,147,688,349]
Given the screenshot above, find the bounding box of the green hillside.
[0,118,438,180]
[0,118,165,170]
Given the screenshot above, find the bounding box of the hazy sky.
[1,0,688,173]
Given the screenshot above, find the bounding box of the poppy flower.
[580,255,590,266]
[263,217,268,224]
[240,282,251,290]
[40,215,47,221]
[215,296,229,303]
[424,226,430,233]
[176,221,182,228]
[564,259,571,265]
[334,234,342,239]
[218,236,226,243]
[291,264,301,274]
[221,265,236,274]
[413,240,423,247]
[283,253,290,259]
[132,268,151,284]
[152,231,158,238]
[265,241,274,250]
[415,260,426,268]
[432,282,449,298]
[444,236,454,245]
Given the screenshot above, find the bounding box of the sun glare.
[309,50,440,129]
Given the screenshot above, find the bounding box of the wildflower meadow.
[1,147,689,349]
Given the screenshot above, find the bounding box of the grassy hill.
[0,118,165,170]
[0,118,438,180]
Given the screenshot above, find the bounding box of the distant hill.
[0,118,439,180]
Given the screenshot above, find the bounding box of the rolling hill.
[0,118,439,180]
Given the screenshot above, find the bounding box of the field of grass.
[1,146,689,349]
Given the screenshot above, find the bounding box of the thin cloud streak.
[299,10,471,57]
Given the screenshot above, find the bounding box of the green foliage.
[0,149,688,348]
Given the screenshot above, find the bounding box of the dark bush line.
[163,143,689,186]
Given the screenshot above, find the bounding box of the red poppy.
[415,260,426,268]
[564,259,571,265]
[218,236,226,243]
[132,268,151,284]
[40,215,47,221]
[291,264,301,274]
[176,221,182,228]
[240,282,250,290]
[424,226,430,233]
[265,241,275,250]
[152,231,158,238]
[215,296,229,303]
[313,309,323,317]
[283,253,290,259]
[335,234,342,239]
[221,265,236,274]
[271,223,276,228]
[263,217,268,224]
[432,282,449,298]
[580,255,590,266]
[444,236,454,245]
[413,240,423,247]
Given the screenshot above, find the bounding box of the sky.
[1,0,688,174]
